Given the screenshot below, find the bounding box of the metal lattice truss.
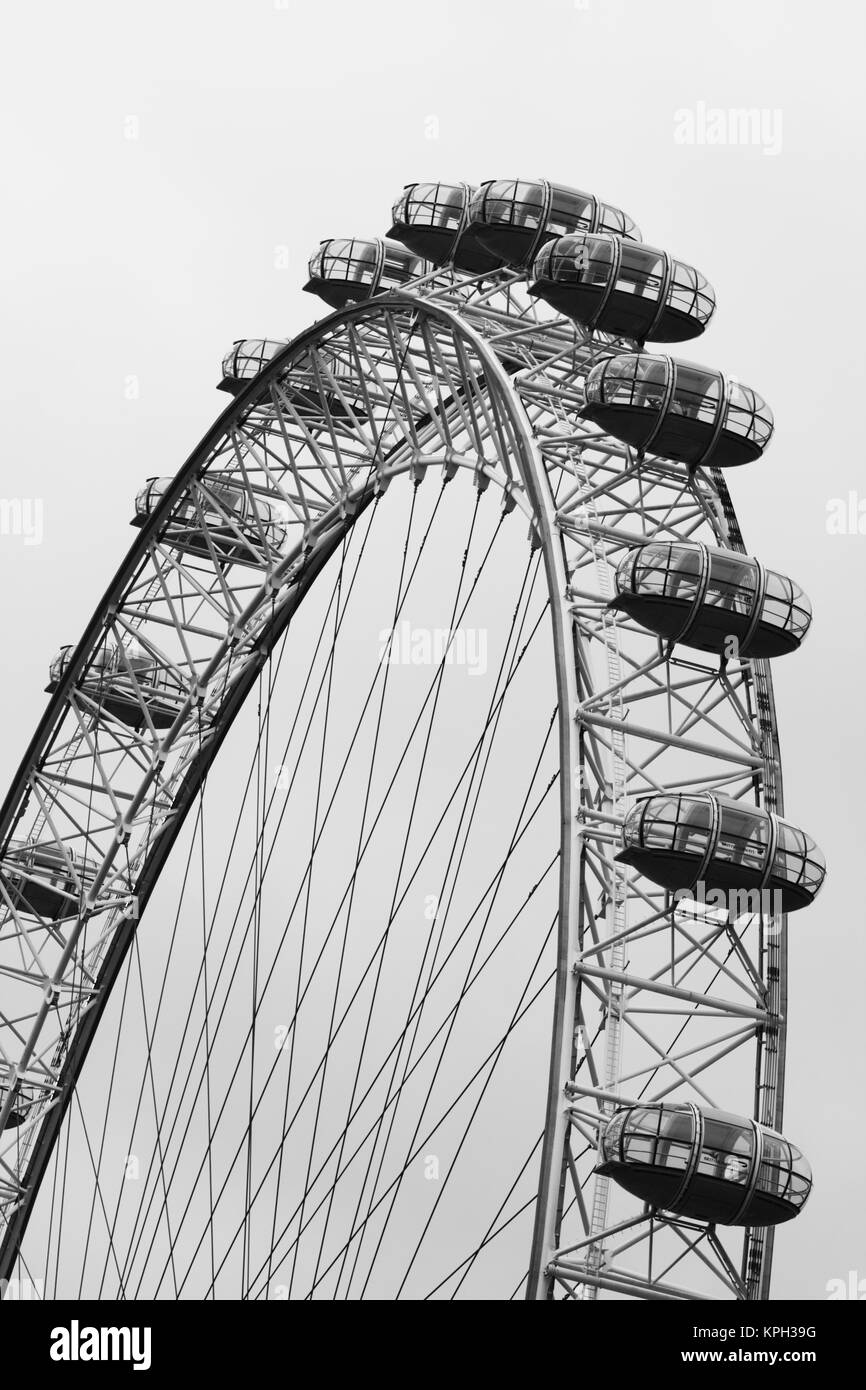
[0,267,787,1300]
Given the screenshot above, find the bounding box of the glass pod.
[132,476,289,563]
[583,354,773,467]
[465,179,641,268]
[612,542,812,659]
[47,641,188,731]
[529,234,715,343]
[218,339,288,394]
[1,840,97,921]
[617,791,826,912]
[389,182,504,273]
[597,1104,812,1226]
[304,238,424,309]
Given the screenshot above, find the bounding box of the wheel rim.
[0,267,803,1299]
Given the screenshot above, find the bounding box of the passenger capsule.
[389,182,504,273]
[529,235,715,343]
[596,1104,812,1226]
[218,339,288,394]
[611,542,812,659]
[220,340,367,420]
[1,840,96,921]
[132,477,289,563]
[304,238,424,309]
[47,642,187,731]
[583,354,774,467]
[465,179,641,268]
[617,792,826,912]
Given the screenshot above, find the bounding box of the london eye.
[0,177,824,1300]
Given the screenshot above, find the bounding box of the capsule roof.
[584,353,773,467]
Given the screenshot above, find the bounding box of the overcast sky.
[0,0,863,1298]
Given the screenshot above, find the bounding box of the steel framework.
[0,251,792,1299]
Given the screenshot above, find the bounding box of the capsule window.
[197,484,242,527]
[620,1107,674,1167]
[484,180,546,230]
[599,205,630,237]
[382,242,419,283]
[668,265,715,323]
[757,1136,795,1200]
[617,246,667,302]
[696,1118,754,1182]
[785,1146,813,1204]
[622,1126,658,1165]
[714,806,769,868]
[631,544,676,598]
[628,356,669,407]
[703,554,758,615]
[600,355,669,409]
[547,187,595,238]
[772,822,825,892]
[763,572,812,640]
[763,571,794,632]
[401,182,465,231]
[655,1110,694,1170]
[316,239,379,286]
[726,381,773,446]
[672,363,722,425]
[602,1110,629,1163]
[637,795,679,851]
[544,234,614,287]
[633,543,704,604]
[644,794,712,856]
[674,798,714,856]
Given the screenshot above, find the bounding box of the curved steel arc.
[0,294,569,1284]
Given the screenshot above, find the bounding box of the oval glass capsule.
[47,641,188,731]
[304,238,424,309]
[389,182,503,273]
[466,179,641,268]
[612,542,811,659]
[618,791,826,912]
[583,353,774,466]
[132,476,289,564]
[530,234,715,342]
[1,840,97,921]
[597,1104,812,1226]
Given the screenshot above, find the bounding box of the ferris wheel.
[0,177,825,1301]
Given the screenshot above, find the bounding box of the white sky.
[0,0,863,1298]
